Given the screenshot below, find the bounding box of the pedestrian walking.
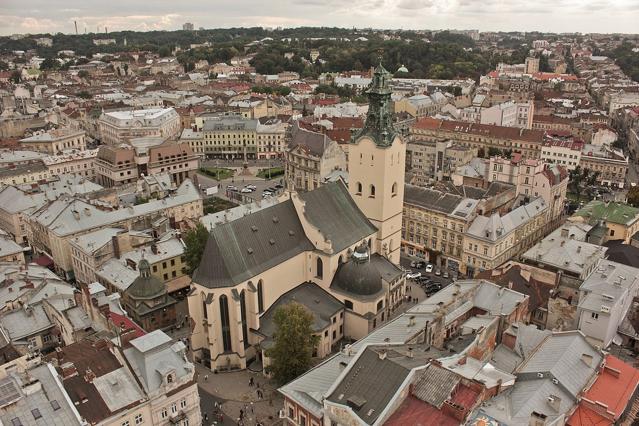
[250,402,254,414]
[204,374,209,381]
[249,377,254,387]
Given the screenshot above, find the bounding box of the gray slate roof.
[326,346,411,424]
[256,282,343,348]
[298,181,377,252]
[412,365,460,408]
[193,200,314,288]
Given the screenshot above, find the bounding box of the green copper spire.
[352,62,397,148]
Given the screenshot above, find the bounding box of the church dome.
[331,244,383,297]
[127,258,165,300]
[397,64,408,73]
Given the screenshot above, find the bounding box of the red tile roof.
[109,311,146,339]
[384,395,459,426]
[413,118,546,144]
[567,355,639,426]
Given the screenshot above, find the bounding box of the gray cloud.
[0,0,638,35]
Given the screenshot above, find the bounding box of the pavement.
[195,363,284,426]
[195,166,286,204]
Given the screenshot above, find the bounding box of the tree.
[10,70,21,84]
[487,147,502,157]
[569,166,600,202]
[78,70,89,79]
[39,57,60,70]
[183,223,210,275]
[266,302,319,385]
[627,187,639,208]
[477,147,486,158]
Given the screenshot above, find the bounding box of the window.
[171,402,177,414]
[219,295,232,352]
[160,408,168,419]
[356,182,362,194]
[50,400,61,411]
[122,422,130,426]
[180,399,187,409]
[369,184,376,198]
[31,409,41,420]
[257,280,264,313]
[345,300,353,310]
[391,182,397,196]
[167,373,174,383]
[377,300,384,311]
[239,291,249,348]
[134,414,143,425]
[591,312,599,320]
[316,257,323,279]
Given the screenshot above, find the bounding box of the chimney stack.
[61,362,78,379]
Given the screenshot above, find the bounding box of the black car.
[425,282,442,294]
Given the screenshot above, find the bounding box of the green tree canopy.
[183,223,210,275]
[627,187,639,208]
[266,302,319,386]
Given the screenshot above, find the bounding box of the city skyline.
[1,0,639,36]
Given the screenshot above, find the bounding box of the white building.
[577,259,639,348]
[98,108,181,145]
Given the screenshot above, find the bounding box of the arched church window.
[219,295,232,353]
[370,185,376,198]
[316,257,323,279]
[257,280,264,313]
[356,182,362,195]
[391,182,397,196]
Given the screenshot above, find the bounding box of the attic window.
[272,216,279,223]
[288,230,295,236]
[50,400,61,411]
[31,409,41,420]
[247,248,254,254]
[251,225,258,232]
[269,239,275,245]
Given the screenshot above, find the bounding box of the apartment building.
[98,108,181,145]
[487,155,568,224]
[464,197,548,276]
[26,179,202,280]
[411,117,546,159]
[540,138,583,170]
[96,143,198,187]
[570,201,639,244]
[579,143,628,188]
[42,148,98,178]
[406,138,475,182]
[402,185,479,274]
[19,128,86,154]
[192,114,287,159]
[285,123,347,191]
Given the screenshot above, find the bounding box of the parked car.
[435,269,441,276]
[240,188,253,193]
[425,264,434,273]
[246,184,257,190]
[275,183,284,189]
[425,282,442,295]
[227,185,238,191]
[407,272,422,279]
[443,271,449,279]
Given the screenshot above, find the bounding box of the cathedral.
[188,63,408,371]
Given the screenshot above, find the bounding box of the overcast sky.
[1,0,638,36]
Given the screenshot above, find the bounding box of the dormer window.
[166,373,174,384]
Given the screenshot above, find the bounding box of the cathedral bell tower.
[348,62,405,264]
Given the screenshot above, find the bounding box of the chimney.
[529,411,548,426]
[84,368,96,383]
[151,243,158,255]
[577,246,582,253]
[408,315,416,327]
[581,353,593,367]
[407,347,413,358]
[560,228,569,238]
[546,395,561,412]
[55,346,63,363]
[508,280,513,289]
[112,235,120,259]
[61,362,78,379]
